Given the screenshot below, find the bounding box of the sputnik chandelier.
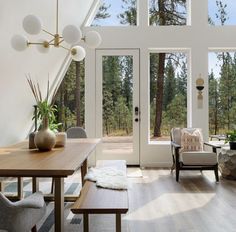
[11,0,102,61]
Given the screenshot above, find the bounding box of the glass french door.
[95,49,140,165]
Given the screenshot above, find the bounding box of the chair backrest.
[171,128,203,146]
[66,127,87,138]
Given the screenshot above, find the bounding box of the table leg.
[54,177,64,232]
[81,159,88,186]
[83,213,89,232]
[116,214,121,232]
[32,177,39,193]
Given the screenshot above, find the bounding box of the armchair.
[170,128,219,182]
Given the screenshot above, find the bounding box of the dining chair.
[0,191,46,232]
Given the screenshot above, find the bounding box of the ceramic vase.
[34,117,56,151]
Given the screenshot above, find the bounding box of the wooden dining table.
[0,138,100,232]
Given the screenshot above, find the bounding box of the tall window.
[149,0,187,26]
[54,60,85,131]
[209,52,236,135]
[150,52,187,141]
[91,0,137,26]
[208,0,236,25]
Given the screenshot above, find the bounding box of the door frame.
[95,49,140,165]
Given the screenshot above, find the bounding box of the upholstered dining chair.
[50,127,87,194]
[170,128,219,182]
[0,191,46,232]
[66,126,87,139]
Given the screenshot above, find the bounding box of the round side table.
[218,147,236,180]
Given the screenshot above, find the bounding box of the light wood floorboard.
[124,169,236,232]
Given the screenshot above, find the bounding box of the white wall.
[85,0,236,167]
[0,0,94,146]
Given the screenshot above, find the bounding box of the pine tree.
[209,70,219,135]
[118,0,137,25]
[163,59,176,110]
[149,0,187,137]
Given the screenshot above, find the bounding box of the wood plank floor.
[124,168,236,232]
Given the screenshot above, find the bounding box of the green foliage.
[225,130,236,143]
[118,0,137,25]
[149,0,187,26]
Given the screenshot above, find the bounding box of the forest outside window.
[91,0,137,26]
[208,0,236,25]
[209,51,236,136]
[149,0,187,26]
[150,52,187,142]
[54,60,85,131]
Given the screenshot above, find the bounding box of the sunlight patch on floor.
[124,193,215,221]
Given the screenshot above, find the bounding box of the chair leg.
[51,178,54,194]
[176,164,180,182]
[171,155,175,173]
[0,181,3,192]
[31,225,37,232]
[214,165,219,182]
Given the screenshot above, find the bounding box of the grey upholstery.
[170,128,219,182]
[0,191,46,232]
[66,127,87,138]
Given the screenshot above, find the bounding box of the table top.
[0,138,100,177]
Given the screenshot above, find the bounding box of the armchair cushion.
[180,151,217,165]
[180,128,203,152]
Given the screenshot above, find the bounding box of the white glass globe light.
[62,25,82,45]
[23,15,42,35]
[70,46,86,61]
[84,31,102,48]
[11,34,28,51]
[36,40,50,53]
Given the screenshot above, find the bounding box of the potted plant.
[27,76,59,151]
[225,130,236,150]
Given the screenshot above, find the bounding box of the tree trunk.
[64,87,68,130]
[75,61,81,127]
[153,0,166,137]
[154,53,166,137]
[58,82,64,131]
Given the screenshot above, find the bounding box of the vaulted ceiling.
[0,0,95,145]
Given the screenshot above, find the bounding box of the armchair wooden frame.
[170,134,219,182]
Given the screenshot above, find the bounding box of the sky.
[92,0,236,77]
[208,0,236,25]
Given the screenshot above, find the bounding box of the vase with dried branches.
[27,75,59,151]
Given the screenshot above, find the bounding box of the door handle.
[135,106,139,116]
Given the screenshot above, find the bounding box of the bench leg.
[116,214,121,232]
[83,213,89,232]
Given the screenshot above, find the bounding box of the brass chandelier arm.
[42,29,55,37]
[28,42,45,45]
[56,0,59,34]
[59,45,70,51]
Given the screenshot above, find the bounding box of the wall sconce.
[196,75,204,108]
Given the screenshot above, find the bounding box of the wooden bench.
[71,160,128,232]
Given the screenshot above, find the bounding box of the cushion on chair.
[180,128,203,152]
[180,151,217,165]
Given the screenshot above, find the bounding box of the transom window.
[91,0,137,26]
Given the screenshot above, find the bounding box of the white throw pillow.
[180,128,203,152]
